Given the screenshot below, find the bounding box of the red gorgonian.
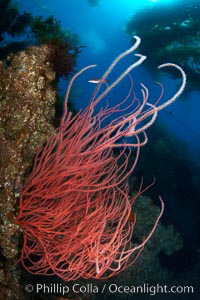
[15,36,186,281]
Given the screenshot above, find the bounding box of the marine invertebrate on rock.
[15,36,186,281]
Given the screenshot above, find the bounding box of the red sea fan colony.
[15,36,186,281]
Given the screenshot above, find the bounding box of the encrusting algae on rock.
[0,44,57,299]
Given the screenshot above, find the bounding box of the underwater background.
[0,0,200,299]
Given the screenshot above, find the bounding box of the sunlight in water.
[149,0,176,4]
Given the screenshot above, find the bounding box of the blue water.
[18,0,200,165]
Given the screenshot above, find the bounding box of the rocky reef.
[0,44,57,299]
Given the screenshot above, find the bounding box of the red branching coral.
[15,36,186,281]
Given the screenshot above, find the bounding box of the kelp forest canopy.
[125,0,200,91]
